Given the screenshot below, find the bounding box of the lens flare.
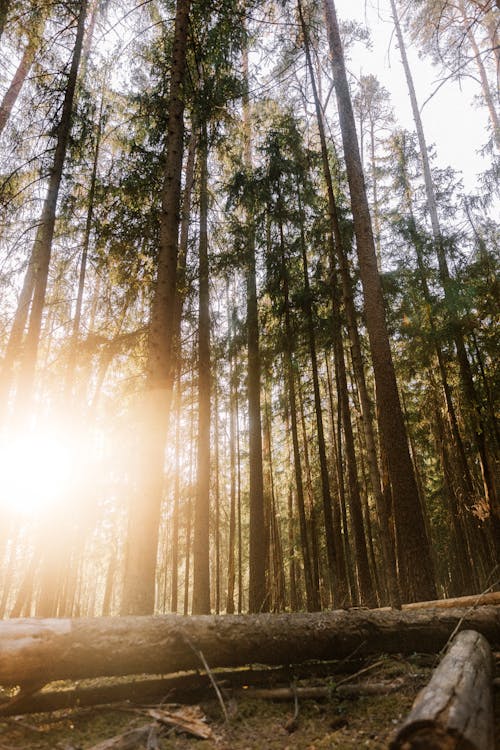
[0,422,76,516]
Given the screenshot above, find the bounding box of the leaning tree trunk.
[0,0,10,44]
[192,126,211,615]
[121,0,191,616]
[322,0,436,603]
[4,1,87,416]
[0,12,46,136]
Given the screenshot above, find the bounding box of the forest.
[0,0,498,627]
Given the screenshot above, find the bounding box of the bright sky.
[335,0,491,194]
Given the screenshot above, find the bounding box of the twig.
[438,576,500,659]
[291,680,299,722]
[182,636,229,723]
[334,658,387,688]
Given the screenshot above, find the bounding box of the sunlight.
[0,422,76,517]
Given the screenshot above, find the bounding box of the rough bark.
[390,630,494,750]
[0,607,499,687]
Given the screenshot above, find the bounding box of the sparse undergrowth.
[0,657,498,749]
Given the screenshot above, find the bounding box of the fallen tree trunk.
[0,660,371,715]
[0,607,499,688]
[390,630,494,750]
[244,679,408,701]
[388,590,500,611]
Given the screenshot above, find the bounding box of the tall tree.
[242,46,267,613]
[192,123,211,614]
[297,0,400,606]
[121,0,191,615]
[322,0,436,602]
[9,0,88,413]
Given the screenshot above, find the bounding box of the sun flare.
[0,423,75,517]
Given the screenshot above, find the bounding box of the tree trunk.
[322,0,436,603]
[192,128,211,615]
[0,0,9,43]
[170,374,182,613]
[0,607,499,687]
[0,12,46,136]
[121,0,191,616]
[324,352,354,606]
[11,1,88,413]
[65,87,104,397]
[390,630,494,750]
[213,381,221,614]
[226,284,237,614]
[263,386,286,611]
[297,375,322,603]
[243,46,267,613]
[298,0,400,607]
[281,240,318,612]
[295,184,355,607]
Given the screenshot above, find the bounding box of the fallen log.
[388,590,500,611]
[242,678,409,701]
[390,630,494,750]
[0,607,499,689]
[0,659,372,715]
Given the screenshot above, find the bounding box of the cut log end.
[392,722,479,749]
[390,630,494,750]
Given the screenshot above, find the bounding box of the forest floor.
[1,656,499,749]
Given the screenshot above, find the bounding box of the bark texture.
[0,607,498,687]
[390,630,494,750]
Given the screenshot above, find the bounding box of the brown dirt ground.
[0,657,498,749]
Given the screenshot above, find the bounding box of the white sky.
[334,0,492,194]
